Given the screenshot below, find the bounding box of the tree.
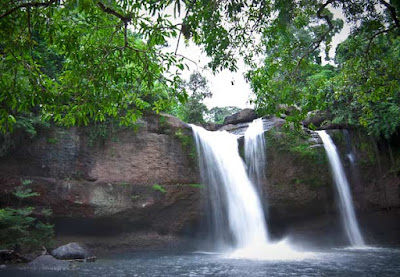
[0,1,188,133]
[209,106,241,124]
[246,0,400,138]
[0,179,53,251]
[169,71,212,123]
[330,28,400,138]
[1,0,399,138]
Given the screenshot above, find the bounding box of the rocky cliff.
[0,114,201,252]
[260,126,400,246]
[0,113,399,252]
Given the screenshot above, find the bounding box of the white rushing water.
[191,124,311,260]
[317,130,365,247]
[191,125,268,248]
[244,118,267,196]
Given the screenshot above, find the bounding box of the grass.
[152,184,167,193]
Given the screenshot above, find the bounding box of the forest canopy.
[1,0,399,138]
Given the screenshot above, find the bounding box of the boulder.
[201,122,222,131]
[223,109,257,125]
[277,104,300,116]
[302,110,332,128]
[25,255,70,271]
[219,116,285,137]
[51,243,92,260]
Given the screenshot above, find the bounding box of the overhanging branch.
[96,2,132,23]
[379,0,400,29]
[297,0,334,67]
[0,0,58,19]
[365,25,396,54]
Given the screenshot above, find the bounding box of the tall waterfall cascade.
[191,121,311,260]
[317,130,365,247]
[244,118,267,195]
[191,124,268,249]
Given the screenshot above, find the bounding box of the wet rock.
[0,250,29,264]
[302,110,332,128]
[25,255,70,271]
[219,116,285,137]
[201,122,222,131]
[51,242,92,260]
[223,109,257,125]
[277,104,300,116]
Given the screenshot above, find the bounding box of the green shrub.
[174,129,197,162]
[0,181,54,251]
[0,208,54,250]
[46,137,58,144]
[267,127,326,164]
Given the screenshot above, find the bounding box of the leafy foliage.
[209,106,241,124]
[1,0,399,139]
[331,32,400,138]
[0,180,53,250]
[0,0,188,133]
[169,71,212,123]
[0,208,54,250]
[267,127,326,164]
[247,0,400,138]
[152,184,167,193]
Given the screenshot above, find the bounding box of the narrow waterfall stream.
[317,130,365,247]
[244,118,267,196]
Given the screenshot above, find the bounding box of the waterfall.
[343,129,356,164]
[191,125,268,249]
[317,130,365,247]
[244,118,267,196]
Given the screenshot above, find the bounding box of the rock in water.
[51,242,92,260]
[25,255,70,271]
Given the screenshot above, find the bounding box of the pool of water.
[3,246,400,277]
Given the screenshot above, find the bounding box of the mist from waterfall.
[244,118,267,196]
[191,124,268,249]
[317,130,365,247]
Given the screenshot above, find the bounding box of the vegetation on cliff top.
[1,1,399,140]
[266,127,326,165]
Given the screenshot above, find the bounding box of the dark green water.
[2,247,400,277]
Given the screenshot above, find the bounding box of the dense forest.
[1,0,399,138]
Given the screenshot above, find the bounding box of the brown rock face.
[260,127,400,246]
[0,114,201,251]
[0,114,399,250]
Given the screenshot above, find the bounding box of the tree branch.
[297,0,334,67]
[96,2,132,23]
[174,2,195,55]
[365,25,396,54]
[379,0,400,29]
[96,2,134,50]
[0,0,58,19]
